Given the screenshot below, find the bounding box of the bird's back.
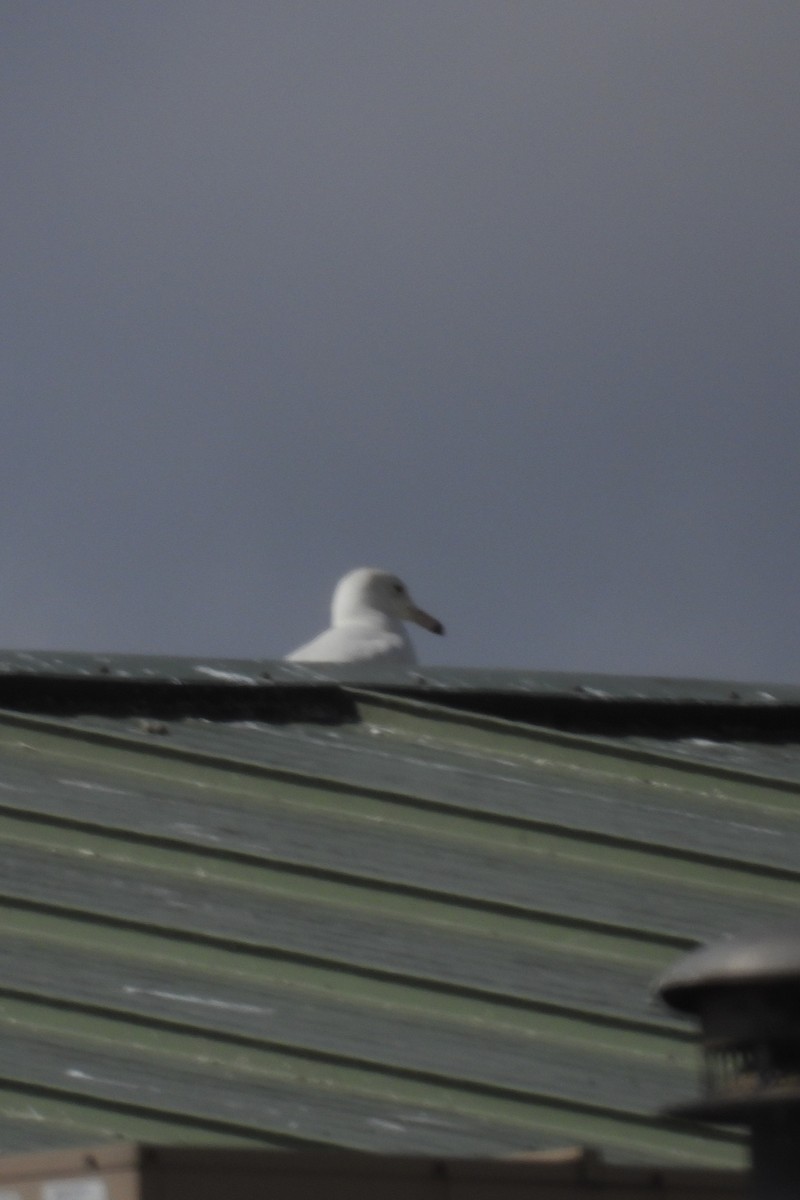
[286,617,415,664]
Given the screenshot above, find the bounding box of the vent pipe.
[657,932,800,1200]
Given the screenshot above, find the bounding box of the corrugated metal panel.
[1,659,798,1164]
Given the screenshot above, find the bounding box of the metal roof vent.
[657,931,800,1199]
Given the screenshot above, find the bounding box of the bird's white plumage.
[285,568,444,664]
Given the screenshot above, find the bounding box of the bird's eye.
[393,583,404,594]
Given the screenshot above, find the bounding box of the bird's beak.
[409,605,445,636]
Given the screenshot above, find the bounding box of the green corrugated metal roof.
[1,654,799,1164]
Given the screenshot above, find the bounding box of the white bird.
[286,567,444,664]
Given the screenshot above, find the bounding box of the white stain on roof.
[366,1118,406,1134]
[58,779,132,796]
[65,1068,145,1091]
[194,665,258,684]
[123,985,269,1014]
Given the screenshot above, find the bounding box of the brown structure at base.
[0,1143,745,1200]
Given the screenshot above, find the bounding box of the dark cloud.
[3,2,799,677]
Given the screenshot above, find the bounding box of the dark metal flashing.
[410,692,800,741]
[0,653,797,740]
[0,674,358,725]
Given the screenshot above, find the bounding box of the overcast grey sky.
[3,1,799,680]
